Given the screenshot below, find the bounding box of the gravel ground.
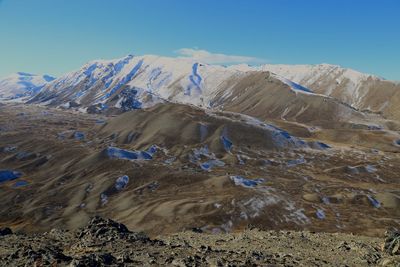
[0,217,399,266]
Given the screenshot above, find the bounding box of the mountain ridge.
[1,54,400,122]
[0,72,55,100]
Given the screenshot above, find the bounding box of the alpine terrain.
[0,54,399,266]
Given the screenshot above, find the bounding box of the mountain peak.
[0,72,55,100]
[1,54,396,120]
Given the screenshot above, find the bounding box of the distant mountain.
[0,72,55,100]
[29,55,238,109]
[24,55,367,125]
[2,54,399,122]
[255,64,400,120]
[1,57,400,239]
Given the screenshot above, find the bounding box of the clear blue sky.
[0,0,399,80]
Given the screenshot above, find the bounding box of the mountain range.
[0,72,54,100]
[1,54,400,238]
[1,54,399,125]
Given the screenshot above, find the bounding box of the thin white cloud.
[176,48,264,65]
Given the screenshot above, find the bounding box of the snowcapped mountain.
[29,54,243,109]
[25,55,371,128]
[29,54,334,109]
[229,63,388,102]
[227,63,400,121]
[0,72,55,100]
[257,64,380,105]
[2,54,399,122]
[252,64,400,120]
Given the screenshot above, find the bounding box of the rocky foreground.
[0,217,399,266]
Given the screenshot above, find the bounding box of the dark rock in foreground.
[0,227,12,236]
[383,228,400,256]
[0,216,399,266]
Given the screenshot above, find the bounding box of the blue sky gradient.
[0,0,399,80]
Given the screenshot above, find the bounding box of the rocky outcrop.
[0,216,399,266]
[0,227,12,236]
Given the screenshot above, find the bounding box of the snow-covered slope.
[231,63,384,102]
[270,64,400,120]
[27,55,374,128]
[17,54,400,122]
[30,55,243,109]
[228,63,400,120]
[257,64,381,106]
[0,72,55,100]
[31,55,328,110]
[260,64,379,85]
